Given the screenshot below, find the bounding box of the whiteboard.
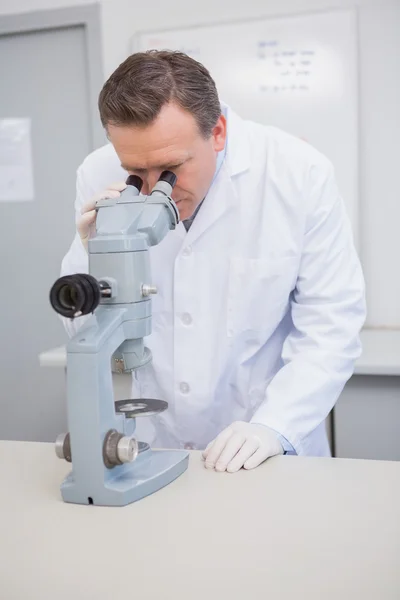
[135,9,359,243]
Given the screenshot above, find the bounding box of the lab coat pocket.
[227,256,298,337]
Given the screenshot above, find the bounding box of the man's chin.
[176,200,198,222]
[176,205,190,221]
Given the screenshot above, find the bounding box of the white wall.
[1,0,399,329]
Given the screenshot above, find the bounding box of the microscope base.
[60,448,189,506]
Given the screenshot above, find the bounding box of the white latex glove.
[78,182,127,251]
[202,421,283,473]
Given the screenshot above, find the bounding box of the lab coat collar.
[177,103,250,246]
[222,101,251,177]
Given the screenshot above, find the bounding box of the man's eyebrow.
[121,159,188,172]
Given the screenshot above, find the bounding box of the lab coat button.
[182,246,192,257]
[179,382,190,394]
[182,312,192,325]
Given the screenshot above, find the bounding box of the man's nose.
[141,172,161,195]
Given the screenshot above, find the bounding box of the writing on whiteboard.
[176,45,201,58]
[257,41,316,94]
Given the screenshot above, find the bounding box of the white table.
[353,329,400,375]
[0,441,399,599]
[38,328,400,375]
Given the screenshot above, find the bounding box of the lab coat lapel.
[183,106,251,247]
[183,163,233,246]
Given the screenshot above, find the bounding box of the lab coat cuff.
[251,420,297,455]
[269,428,297,455]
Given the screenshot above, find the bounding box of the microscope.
[49,171,189,506]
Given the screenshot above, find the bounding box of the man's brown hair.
[98,50,221,138]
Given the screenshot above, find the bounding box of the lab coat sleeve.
[251,160,366,455]
[59,165,93,338]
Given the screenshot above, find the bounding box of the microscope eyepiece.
[126,175,143,192]
[49,274,101,318]
[159,171,177,188]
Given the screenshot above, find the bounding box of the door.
[0,9,104,441]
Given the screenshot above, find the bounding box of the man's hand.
[202,421,283,473]
[78,182,127,251]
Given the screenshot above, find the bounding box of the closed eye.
[121,160,187,174]
[166,163,184,170]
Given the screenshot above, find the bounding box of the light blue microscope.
[49,171,189,506]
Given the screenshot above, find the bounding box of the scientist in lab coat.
[61,50,366,472]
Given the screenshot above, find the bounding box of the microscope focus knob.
[117,436,139,464]
[103,430,139,468]
[141,283,158,297]
[55,433,71,462]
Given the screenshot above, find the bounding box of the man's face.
[107,102,227,221]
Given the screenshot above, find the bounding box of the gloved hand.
[202,421,283,473]
[78,182,127,251]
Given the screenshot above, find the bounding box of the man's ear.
[212,114,227,152]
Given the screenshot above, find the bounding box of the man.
[61,50,366,473]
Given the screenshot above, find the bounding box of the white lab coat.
[61,105,366,456]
